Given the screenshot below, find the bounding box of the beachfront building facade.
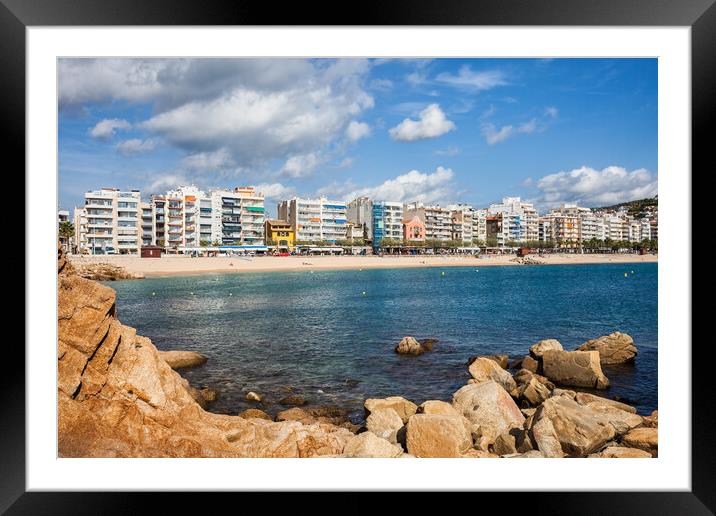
[472,208,488,243]
[76,188,142,255]
[403,216,426,243]
[371,201,404,248]
[404,202,452,241]
[447,204,475,244]
[347,196,373,240]
[488,197,539,243]
[210,186,265,246]
[278,196,348,244]
[140,202,154,247]
[264,219,295,249]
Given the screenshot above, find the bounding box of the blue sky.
[59,58,657,218]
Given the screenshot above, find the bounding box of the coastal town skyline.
[59,58,658,215]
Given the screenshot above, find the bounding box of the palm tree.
[59,221,74,253]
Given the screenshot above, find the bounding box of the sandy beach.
[68,252,657,278]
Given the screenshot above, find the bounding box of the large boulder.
[468,357,517,393]
[342,431,404,458]
[366,408,404,444]
[529,395,616,457]
[158,350,208,370]
[589,446,652,458]
[452,381,525,444]
[621,427,658,457]
[238,408,273,421]
[529,339,563,359]
[395,336,434,355]
[576,332,637,364]
[642,410,658,428]
[405,414,473,457]
[574,392,637,413]
[468,354,509,369]
[541,350,610,389]
[364,396,418,424]
[517,378,551,407]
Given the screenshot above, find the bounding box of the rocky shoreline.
[72,261,144,281]
[57,243,656,458]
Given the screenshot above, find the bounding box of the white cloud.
[337,166,455,203]
[116,138,157,156]
[406,71,427,86]
[255,182,295,202]
[545,106,559,118]
[369,78,393,91]
[435,66,507,91]
[389,104,456,142]
[181,148,234,172]
[536,166,658,207]
[482,118,538,145]
[63,58,374,176]
[280,152,321,178]
[338,157,355,168]
[345,121,371,142]
[89,118,131,140]
[481,123,514,145]
[146,173,188,192]
[434,145,460,157]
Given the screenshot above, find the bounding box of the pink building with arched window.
[403,216,426,242]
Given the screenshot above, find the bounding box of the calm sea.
[108,262,658,420]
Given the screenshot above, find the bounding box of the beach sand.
[68,252,658,278]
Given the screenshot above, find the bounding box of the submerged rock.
[158,350,208,370]
[238,408,273,421]
[576,332,638,364]
[279,395,307,406]
[541,349,610,389]
[245,391,262,402]
[395,336,436,355]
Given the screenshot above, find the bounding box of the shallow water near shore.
[108,262,657,421]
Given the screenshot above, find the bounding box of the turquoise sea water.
[108,262,658,419]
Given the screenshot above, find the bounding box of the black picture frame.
[4,0,707,511]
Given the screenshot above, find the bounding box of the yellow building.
[264,219,295,249]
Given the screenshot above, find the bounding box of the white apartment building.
[211,186,265,246]
[447,204,474,244]
[347,196,373,239]
[488,197,539,243]
[77,188,141,255]
[472,208,488,243]
[278,197,347,243]
[140,202,154,247]
[404,202,452,241]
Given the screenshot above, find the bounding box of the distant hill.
[594,196,658,217]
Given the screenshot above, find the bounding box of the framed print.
[5,0,710,510]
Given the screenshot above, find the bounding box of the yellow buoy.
[624,273,628,277]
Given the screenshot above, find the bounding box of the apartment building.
[447,204,474,244]
[140,202,154,247]
[372,201,404,247]
[545,204,589,246]
[488,197,539,243]
[404,202,452,241]
[346,196,373,240]
[472,208,488,243]
[210,186,265,246]
[77,188,141,255]
[278,196,347,243]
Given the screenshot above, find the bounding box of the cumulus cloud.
[255,182,295,202]
[435,66,507,91]
[181,148,234,172]
[89,118,131,140]
[536,166,658,207]
[116,138,157,156]
[146,173,189,193]
[336,166,455,203]
[389,104,455,142]
[62,58,374,175]
[280,152,321,178]
[345,121,371,142]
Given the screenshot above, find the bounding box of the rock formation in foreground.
[57,244,353,457]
